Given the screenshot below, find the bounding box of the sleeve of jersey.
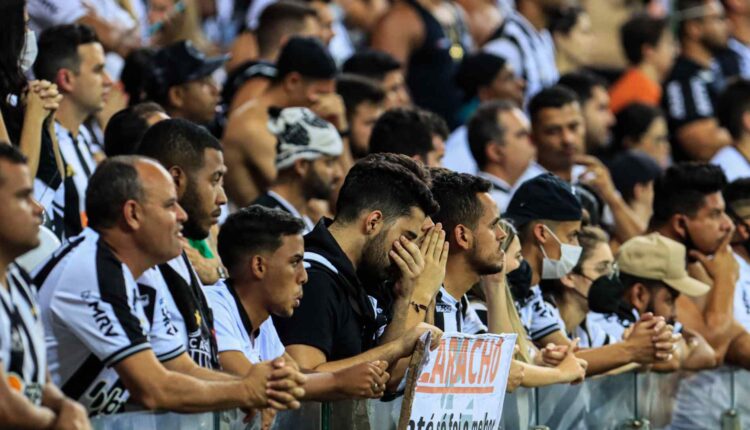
[50,270,150,367]
[663,77,713,130]
[273,270,337,359]
[464,305,488,335]
[149,284,187,362]
[526,289,564,341]
[204,288,245,354]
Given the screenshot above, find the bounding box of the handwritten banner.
[399,333,517,430]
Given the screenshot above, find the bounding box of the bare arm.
[223,113,277,206]
[574,155,645,242]
[0,107,9,143]
[115,349,304,412]
[370,3,424,74]
[675,119,731,162]
[678,233,740,354]
[19,81,62,178]
[162,352,236,381]
[229,79,270,113]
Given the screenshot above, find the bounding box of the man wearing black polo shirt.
[664,0,732,161]
[274,153,443,386]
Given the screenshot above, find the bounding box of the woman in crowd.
[0,0,63,179]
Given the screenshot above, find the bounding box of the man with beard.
[135,119,228,370]
[650,163,750,364]
[650,163,750,427]
[663,0,732,161]
[253,108,344,233]
[273,153,443,389]
[336,75,386,162]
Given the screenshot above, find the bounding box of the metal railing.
[91,367,750,430]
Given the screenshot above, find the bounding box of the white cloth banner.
[404,332,517,430]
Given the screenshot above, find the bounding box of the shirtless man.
[223,37,345,207]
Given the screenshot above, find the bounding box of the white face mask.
[539,225,582,280]
[19,29,38,73]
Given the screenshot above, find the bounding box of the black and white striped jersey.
[433,287,487,335]
[0,263,46,405]
[34,228,185,416]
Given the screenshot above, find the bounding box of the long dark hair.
[0,0,27,99]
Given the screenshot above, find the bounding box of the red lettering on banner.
[451,338,468,384]
[478,339,493,383]
[487,338,504,383]
[429,340,447,384]
[468,338,483,383]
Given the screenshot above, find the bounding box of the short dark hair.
[104,102,166,157]
[613,102,664,152]
[335,153,439,223]
[34,24,99,82]
[121,48,157,106]
[620,13,669,65]
[336,74,386,122]
[369,108,434,159]
[218,205,305,274]
[136,118,222,174]
[557,71,608,105]
[550,6,585,35]
[650,162,727,228]
[86,156,145,230]
[717,79,750,140]
[430,169,492,242]
[419,109,449,140]
[342,50,402,81]
[723,177,750,218]
[528,85,579,123]
[0,143,27,185]
[257,1,317,57]
[467,100,517,169]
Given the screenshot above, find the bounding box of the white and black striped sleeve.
[49,247,150,367]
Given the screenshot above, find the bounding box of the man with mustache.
[253,107,343,234]
[273,153,444,389]
[135,119,228,370]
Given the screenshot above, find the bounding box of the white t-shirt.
[711,146,750,183]
[0,264,47,405]
[34,228,185,416]
[734,252,750,331]
[204,281,285,364]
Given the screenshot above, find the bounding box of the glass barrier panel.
[90,411,218,430]
[669,367,734,429]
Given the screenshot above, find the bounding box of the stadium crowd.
[3,0,750,428]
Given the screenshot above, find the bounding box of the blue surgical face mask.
[19,29,37,73]
[539,225,582,280]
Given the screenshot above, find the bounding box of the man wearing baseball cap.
[147,40,228,126]
[588,233,717,370]
[252,107,344,233]
[506,173,675,374]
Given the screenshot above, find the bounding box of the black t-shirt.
[273,219,381,361]
[662,55,724,161]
